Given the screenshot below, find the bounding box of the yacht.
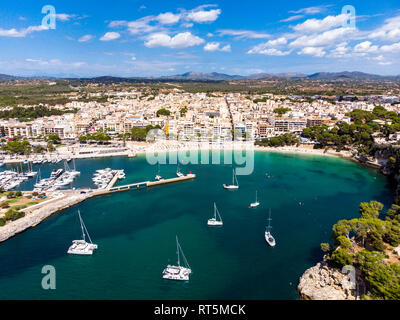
[50,169,63,179]
[25,162,37,178]
[250,191,260,208]
[155,164,163,181]
[265,210,276,247]
[223,169,239,190]
[118,171,126,179]
[208,203,223,226]
[162,236,192,281]
[67,210,98,255]
[69,159,80,176]
[176,163,184,177]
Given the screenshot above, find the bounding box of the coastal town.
[0,77,400,301]
[2,0,400,308]
[1,82,400,165]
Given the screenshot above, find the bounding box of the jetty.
[0,173,196,243]
[105,173,196,193]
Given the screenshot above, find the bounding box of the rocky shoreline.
[297,260,363,300]
[0,191,93,243]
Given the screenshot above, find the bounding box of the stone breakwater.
[297,261,359,300]
[0,191,92,243]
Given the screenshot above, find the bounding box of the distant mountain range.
[1,71,399,82]
[0,74,22,81]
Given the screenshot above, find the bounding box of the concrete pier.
[107,173,196,193]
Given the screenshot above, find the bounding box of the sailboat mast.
[176,236,180,266]
[78,210,86,241]
[268,209,272,229]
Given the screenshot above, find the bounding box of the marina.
[0,152,394,299]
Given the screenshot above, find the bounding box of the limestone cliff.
[298,261,360,300]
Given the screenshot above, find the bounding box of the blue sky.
[0,0,400,77]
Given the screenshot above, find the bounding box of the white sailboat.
[208,202,223,226]
[223,168,239,190]
[67,210,98,255]
[265,209,276,247]
[162,236,192,281]
[26,161,37,178]
[176,163,184,177]
[250,191,260,208]
[155,163,163,181]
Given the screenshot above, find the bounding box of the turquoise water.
[0,152,395,300]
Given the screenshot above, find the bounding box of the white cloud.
[186,9,221,23]
[100,32,121,41]
[247,37,289,55]
[354,41,378,54]
[290,27,355,48]
[266,37,287,46]
[298,47,326,57]
[217,29,270,39]
[0,25,48,38]
[293,14,350,33]
[280,15,304,22]
[157,12,181,25]
[204,42,231,52]
[108,5,221,40]
[369,15,400,42]
[290,5,332,15]
[181,22,194,28]
[380,42,400,53]
[144,32,204,49]
[78,34,94,42]
[54,14,76,22]
[25,58,86,68]
[327,42,351,58]
[248,47,291,56]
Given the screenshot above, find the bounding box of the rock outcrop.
[298,261,359,300]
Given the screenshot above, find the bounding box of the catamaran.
[162,236,192,281]
[265,209,276,247]
[250,191,260,208]
[208,202,223,226]
[223,168,239,190]
[67,210,98,255]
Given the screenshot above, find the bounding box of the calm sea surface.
[0,152,394,299]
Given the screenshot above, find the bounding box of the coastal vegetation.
[156,108,171,117]
[79,131,111,143]
[255,133,300,147]
[321,200,400,300]
[1,139,32,155]
[128,125,162,141]
[0,106,77,122]
[273,107,292,115]
[302,106,400,155]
